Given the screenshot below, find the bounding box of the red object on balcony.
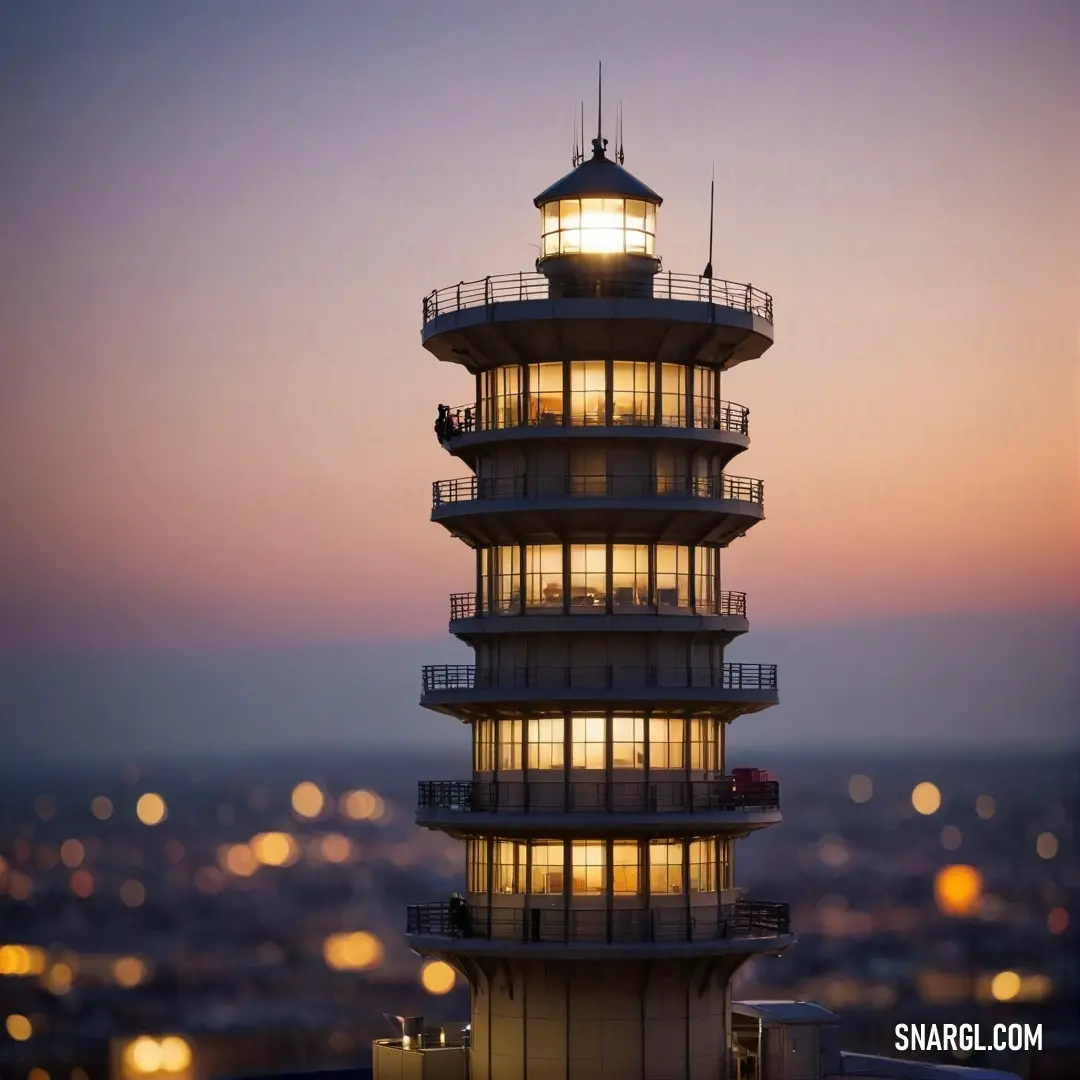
[732,768,769,787]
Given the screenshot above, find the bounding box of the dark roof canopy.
[534,145,662,207]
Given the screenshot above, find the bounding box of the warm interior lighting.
[136,793,167,826]
[541,197,656,256]
[934,864,984,917]
[291,781,326,819]
[911,782,941,815]
[420,960,456,994]
[124,1037,162,1074]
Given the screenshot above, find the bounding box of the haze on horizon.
[1,0,1077,757]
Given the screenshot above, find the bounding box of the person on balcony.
[449,892,472,938]
[435,404,449,442]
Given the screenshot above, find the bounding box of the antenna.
[616,99,624,165]
[704,162,715,279]
[580,101,585,165]
[572,106,581,167]
[597,61,603,144]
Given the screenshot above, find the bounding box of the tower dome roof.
[533,142,662,207]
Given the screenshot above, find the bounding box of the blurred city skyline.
[1,1,1077,757]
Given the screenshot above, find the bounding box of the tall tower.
[406,110,791,1080]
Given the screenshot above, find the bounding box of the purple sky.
[1,1,1076,753]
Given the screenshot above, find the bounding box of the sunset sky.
[1,1,1076,755]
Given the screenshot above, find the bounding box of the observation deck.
[415,778,781,836]
[431,473,764,547]
[406,898,792,961]
[419,663,778,719]
[421,271,774,372]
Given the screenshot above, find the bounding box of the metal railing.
[420,663,778,693]
[422,271,774,325]
[435,399,750,442]
[449,590,748,621]
[432,474,764,508]
[406,899,790,943]
[417,779,780,814]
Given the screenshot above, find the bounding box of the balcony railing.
[406,899,790,943]
[417,779,780,814]
[420,664,778,693]
[421,271,774,325]
[434,399,750,442]
[449,590,747,621]
[432,474,764,508]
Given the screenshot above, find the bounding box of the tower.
[405,108,790,1080]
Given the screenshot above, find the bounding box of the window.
[570,361,607,425]
[649,840,683,894]
[661,364,686,427]
[655,447,681,496]
[612,714,644,769]
[611,544,649,608]
[612,840,640,894]
[467,837,489,893]
[718,838,732,890]
[530,841,564,894]
[481,546,520,614]
[650,716,685,770]
[482,365,521,429]
[525,545,563,609]
[694,546,718,614]
[693,366,716,428]
[497,719,522,771]
[612,361,654,425]
[493,839,525,894]
[572,715,606,770]
[474,719,494,771]
[656,545,690,610]
[572,840,606,895]
[570,544,607,609]
[689,719,717,772]
[540,198,657,257]
[528,362,563,424]
[689,838,716,893]
[570,447,607,496]
[528,717,564,770]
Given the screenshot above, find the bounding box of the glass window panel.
[525,545,563,608]
[528,717,564,770]
[570,361,607,426]
[571,840,606,895]
[474,719,494,771]
[611,544,649,608]
[559,199,581,228]
[718,838,732,890]
[645,203,657,234]
[689,838,716,893]
[689,718,716,772]
[612,840,640,894]
[693,366,716,428]
[580,197,624,254]
[694,546,717,614]
[625,230,647,253]
[612,713,644,769]
[530,840,564,894]
[494,839,519,893]
[570,544,607,609]
[625,200,646,231]
[612,361,654,425]
[467,837,488,893]
[543,232,559,256]
[569,447,607,496]
[649,840,683,894]
[528,362,563,425]
[560,228,581,253]
[650,716,685,770]
[572,715,606,770]
[497,719,522,771]
[544,202,559,231]
[661,364,686,427]
[655,545,690,609]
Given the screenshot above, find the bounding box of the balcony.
[419,664,778,719]
[406,899,791,946]
[417,778,780,815]
[422,271,774,325]
[449,589,747,625]
[434,398,750,445]
[433,473,762,508]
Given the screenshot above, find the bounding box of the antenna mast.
[616,99,624,165]
[704,162,715,279]
[597,61,603,146]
